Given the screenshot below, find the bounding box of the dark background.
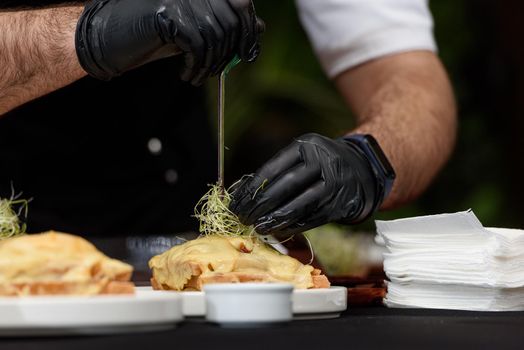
[216,0,524,230]
[1,0,522,239]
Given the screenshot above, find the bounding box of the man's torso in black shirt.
[0,1,216,236]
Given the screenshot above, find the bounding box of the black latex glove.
[76,0,264,85]
[230,133,390,237]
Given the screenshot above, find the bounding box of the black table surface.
[2,307,524,350]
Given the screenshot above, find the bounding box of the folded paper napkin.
[376,210,524,311]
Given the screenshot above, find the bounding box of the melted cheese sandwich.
[0,231,134,296]
[149,235,330,291]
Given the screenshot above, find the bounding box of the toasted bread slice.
[151,270,330,291]
[0,280,135,296]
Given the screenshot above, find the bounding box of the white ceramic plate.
[0,289,183,336]
[138,286,348,320]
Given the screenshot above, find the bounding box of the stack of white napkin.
[376,210,524,311]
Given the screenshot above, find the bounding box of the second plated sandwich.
[149,235,330,291]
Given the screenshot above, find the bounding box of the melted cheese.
[149,236,315,290]
[0,232,132,288]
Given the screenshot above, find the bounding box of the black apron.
[0,1,216,236]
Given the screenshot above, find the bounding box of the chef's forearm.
[0,5,86,115]
[335,51,457,209]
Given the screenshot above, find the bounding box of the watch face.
[364,135,396,180]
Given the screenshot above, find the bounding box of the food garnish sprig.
[0,196,29,240]
[194,183,255,238]
[193,182,315,262]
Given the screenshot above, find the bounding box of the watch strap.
[342,134,396,217]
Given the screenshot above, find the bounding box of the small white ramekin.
[203,283,294,326]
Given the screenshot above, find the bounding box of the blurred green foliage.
[207,0,513,230]
[207,1,351,159]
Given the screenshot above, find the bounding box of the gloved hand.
[229,133,394,237]
[76,0,264,85]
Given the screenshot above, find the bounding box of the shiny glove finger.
[254,180,329,236]
[176,19,206,83]
[229,173,267,224]
[207,0,239,75]
[227,0,261,61]
[188,1,225,86]
[233,136,327,225]
[270,211,329,238]
[256,18,266,35]
[241,162,321,226]
[230,141,302,215]
[239,140,325,225]
[229,175,253,211]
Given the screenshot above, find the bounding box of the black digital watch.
[342,134,396,217]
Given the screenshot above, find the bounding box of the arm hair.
[0,4,86,115]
